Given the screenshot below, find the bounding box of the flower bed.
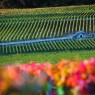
[0,58,95,95]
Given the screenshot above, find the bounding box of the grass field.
[0,50,95,65]
[0,5,95,15]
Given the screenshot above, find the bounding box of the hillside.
[0,5,95,15]
[0,5,95,64]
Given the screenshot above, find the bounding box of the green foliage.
[1,38,95,54]
[0,12,95,42]
[0,5,95,15]
[0,11,95,55]
[0,50,95,65]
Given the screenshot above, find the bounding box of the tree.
[0,0,95,8]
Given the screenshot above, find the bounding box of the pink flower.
[78,62,87,73]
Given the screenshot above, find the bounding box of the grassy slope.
[0,5,95,65]
[0,50,95,65]
[0,5,95,15]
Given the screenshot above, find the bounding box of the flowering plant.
[0,58,95,95]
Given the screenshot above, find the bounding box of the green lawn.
[0,50,95,65]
